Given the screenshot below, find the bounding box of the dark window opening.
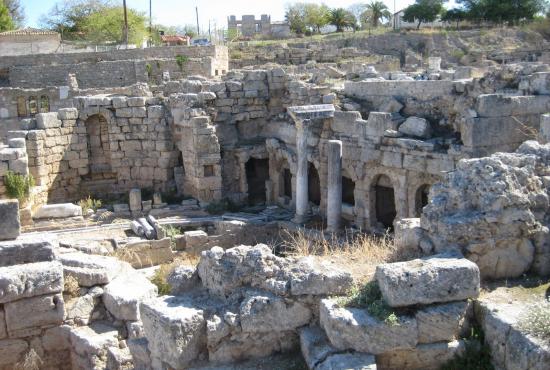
[39,95,50,113]
[204,165,215,177]
[375,175,396,230]
[246,158,269,205]
[415,184,430,217]
[28,96,38,115]
[308,162,321,206]
[17,96,27,117]
[342,176,355,206]
[85,114,114,179]
[283,168,292,198]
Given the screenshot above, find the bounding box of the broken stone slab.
[59,252,127,287]
[319,299,418,355]
[146,215,165,240]
[317,353,377,370]
[107,346,133,370]
[375,253,480,307]
[4,293,64,338]
[0,339,28,366]
[0,233,57,266]
[119,238,173,268]
[127,337,152,370]
[33,203,82,219]
[288,104,336,121]
[0,200,20,241]
[299,326,340,370]
[398,117,432,139]
[181,230,209,254]
[0,261,63,304]
[290,257,353,296]
[64,288,102,325]
[376,340,466,370]
[167,265,200,295]
[103,270,158,321]
[415,301,469,344]
[239,292,311,333]
[140,295,206,369]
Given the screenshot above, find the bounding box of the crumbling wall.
[421,140,550,278]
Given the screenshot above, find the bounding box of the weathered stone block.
[399,117,432,139]
[0,339,28,366]
[129,188,142,212]
[290,257,353,296]
[36,113,61,129]
[415,301,469,343]
[0,261,63,304]
[0,200,20,241]
[33,203,82,219]
[59,252,125,287]
[140,296,206,369]
[58,108,78,120]
[375,253,480,307]
[5,293,64,337]
[103,271,157,321]
[376,340,466,370]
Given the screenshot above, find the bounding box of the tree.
[3,0,24,27]
[285,3,307,34]
[457,0,548,25]
[362,1,392,28]
[348,3,367,28]
[304,3,331,33]
[0,3,14,31]
[329,8,357,32]
[402,0,444,29]
[40,0,111,36]
[441,8,467,29]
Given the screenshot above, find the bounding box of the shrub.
[175,54,189,70]
[145,63,153,79]
[336,280,400,326]
[3,171,34,204]
[230,50,243,59]
[518,298,550,341]
[78,196,102,214]
[163,225,182,249]
[151,264,172,295]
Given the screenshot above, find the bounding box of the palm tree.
[329,8,357,32]
[362,1,392,28]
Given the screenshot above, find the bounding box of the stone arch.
[39,95,50,113]
[414,184,431,217]
[28,96,38,115]
[245,157,270,205]
[370,174,397,230]
[16,96,27,117]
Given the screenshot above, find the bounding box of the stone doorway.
[374,175,396,229]
[308,162,321,206]
[85,114,114,180]
[342,176,355,206]
[246,158,269,205]
[282,168,292,198]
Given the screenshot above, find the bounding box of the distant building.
[393,10,446,29]
[228,15,291,39]
[0,28,61,56]
[161,35,190,46]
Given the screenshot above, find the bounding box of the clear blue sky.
[21,0,420,31]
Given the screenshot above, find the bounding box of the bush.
[163,225,182,249]
[518,298,550,341]
[336,280,399,326]
[150,264,172,295]
[3,171,34,204]
[78,196,102,214]
[175,54,189,70]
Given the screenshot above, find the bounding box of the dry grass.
[113,247,146,268]
[63,275,80,298]
[276,228,420,281]
[14,349,43,370]
[150,254,200,296]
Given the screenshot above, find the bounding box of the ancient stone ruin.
[0,29,549,369]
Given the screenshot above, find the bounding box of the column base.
[292,213,310,224]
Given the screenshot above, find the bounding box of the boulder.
[33,203,82,219]
[398,117,432,139]
[0,261,63,303]
[0,200,20,241]
[319,299,417,354]
[103,270,157,321]
[394,218,423,252]
[290,257,353,296]
[239,292,311,333]
[140,296,206,369]
[0,234,57,266]
[167,266,200,295]
[415,301,469,343]
[375,253,480,307]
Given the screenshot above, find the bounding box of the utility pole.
[208,20,211,42]
[196,7,200,36]
[123,0,128,47]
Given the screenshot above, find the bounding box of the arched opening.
[374,175,396,230]
[39,95,50,113]
[17,96,27,117]
[308,162,321,206]
[342,176,355,206]
[282,168,292,198]
[245,158,269,205]
[28,96,38,115]
[415,184,430,217]
[85,114,114,179]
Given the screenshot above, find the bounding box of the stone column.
[293,119,310,223]
[540,113,550,143]
[326,140,342,233]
